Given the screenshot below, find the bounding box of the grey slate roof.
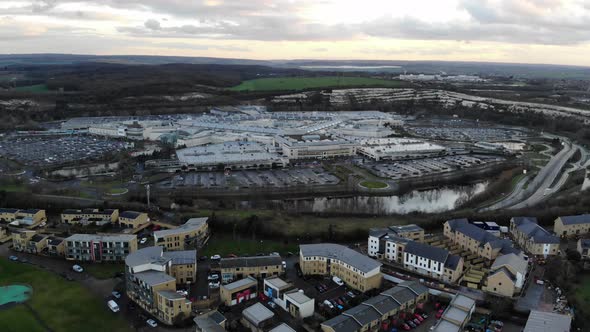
[491,253,528,276]
[404,241,449,263]
[381,286,416,304]
[153,217,208,238]
[361,295,400,315]
[220,255,282,269]
[343,305,381,326]
[134,270,175,286]
[559,214,590,225]
[513,217,559,244]
[0,208,19,213]
[66,233,136,243]
[390,224,424,233]
[398,280,429,296]
[164,250,196,265]
[322,315,361,332]
[269,323,296,332]
[444,254,462,270]
[300,243,382,273]
[447,218,518,255]
[120,211,143,219]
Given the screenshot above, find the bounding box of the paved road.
[481,174,530,211]
[510,141,576,209]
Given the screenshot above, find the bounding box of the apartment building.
[0,208,46,226]
[61,209,119,226]
[125,246,192,325]
[300,243,382,292]
[577,239,590,259]
[164,250,197,284]
[119,211,150,228]
[404,241,464,283]
[554,214,590,237]
[220,276,258,306]
[368,224,425,258]
[219,256,284,283]
[153,217,209,250]
[12,229,39,252]
[444,218,519,260]
[485,253,529,297]
[65,234,138,262]
[510,217,559,257]
[321,281,429,332]
[0,226,10,243]
[264,277,314,319]
[431,294,476,332]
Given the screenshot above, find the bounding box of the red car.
[436,308,445,319]
[336,298,345,306]
[401,323,411,331]
[413,313,424,322]
[258,293,269,301]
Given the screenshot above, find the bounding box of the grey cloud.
[31,0,57,13]
[144,19,161,30]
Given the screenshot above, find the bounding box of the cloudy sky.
[2,0,590,66]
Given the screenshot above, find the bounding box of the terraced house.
[65,234,138,262]
[321,281,428,332]
[61,208,119,226]
[118,211,150,228]
[300,243,382,292]
[125,246,194,325]
[219,255,284,283]
[153,217,209,250]
[0,208,46,226]
[554,214,590,237]
[368,224,425,258]
[510,217,559,257]
[444,218,520,260]
[485,253,528,297]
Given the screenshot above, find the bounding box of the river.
[283,182,489,215]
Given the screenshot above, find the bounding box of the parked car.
[8,256,18,261]
[267,301,277,309]
[227,254,238,258]
[210,254,221,260]
[436,308,445,319]
[270,252,280,256]
[401,323,411,331]
[414,313,424,322]
[208,281,220,288]
[412,318,421,325]
[199,256,208,261]
[72,264,84,273]
[336,298,344,306]
[346,291,356,298]
[107,300,120,313]
[259,293,269,302]
[337,304,344,310]
[406,320,416,328]
[208,274,219,281]
[420,313,428,319]
[282,261,287,269]
[20,258,28,263]
[140,238,148,244]
[146,319,158,327]
[323,299,334,309]
[111,291,121,299]
[332,276,344,286]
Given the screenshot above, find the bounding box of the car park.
[146,319,158,328]
[72,264,84,273]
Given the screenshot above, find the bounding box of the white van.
[108,300,120,312]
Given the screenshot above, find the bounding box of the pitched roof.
[513,217,559,244]
[269,323,296,332]
[220,255,282,269]
[404,241,449,263]
[558,214,590,225]
[322,315,361,332]
[491,253,528,276]
[300,243,382,273]
[342,305,381,326]
[447,218,518,255]
[444,255,462,270]
[361,295,400,315]
[119,211,144,219]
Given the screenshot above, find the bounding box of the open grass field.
[13,84,50,93]
[229,76,403,91]
[360,180,388,189]
[0,258,131,332]
[201,234,298,257]
[0,183,28,192]
[84,263,124,280]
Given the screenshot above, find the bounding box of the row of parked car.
[322,291,358,311]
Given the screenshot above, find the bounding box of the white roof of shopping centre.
[176,141,283,165]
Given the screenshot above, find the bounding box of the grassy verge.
[0,183,28,192]
[84,263,124,280]
[229,76,403,91]
[201,234,298,257]
[360,181,388,189]
[13,84,49,93]
[0,258,131,332]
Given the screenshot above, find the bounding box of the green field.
[229,76,403,91]
[84,263,124,280]
[360,180,388,189]
[0,258,131,332]
[13,84,50,93]
[201,235,298,257]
